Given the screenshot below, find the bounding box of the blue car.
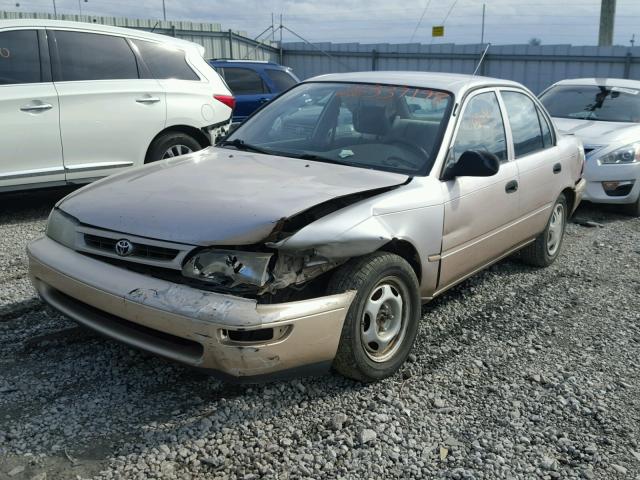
[209,60,299,123]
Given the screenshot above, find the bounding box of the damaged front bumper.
[27,236,356,382]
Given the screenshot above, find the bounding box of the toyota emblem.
[115,239,134,257]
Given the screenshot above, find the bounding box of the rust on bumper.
[27,236,356,380]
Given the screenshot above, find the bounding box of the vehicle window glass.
[132,40,198,80]
[502,91,545,157]
[55,31,138,81]
[265,69,297,92]
[0,30,41,85]
[537,108,553,148]
[222,67,266,95]
[452,92,507,163]
[226,82,453,176]
[539,84,640,123]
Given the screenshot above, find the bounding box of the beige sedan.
[28,72,586,382]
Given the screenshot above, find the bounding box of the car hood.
[59,147,409,246]
[552,117,640,146]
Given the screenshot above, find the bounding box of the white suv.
[0,20,234,192]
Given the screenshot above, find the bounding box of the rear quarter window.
[221,67,267,95]
[133,40,199,81]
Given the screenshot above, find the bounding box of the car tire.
[520,193,568,267]
[621,195,640,217]
[326,252,421,382]
[145,132,204,163]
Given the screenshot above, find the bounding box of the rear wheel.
[326,252,421,382]
[145,132,203,163]
[521,193,567,267]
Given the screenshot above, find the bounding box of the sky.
[2,0,640,46]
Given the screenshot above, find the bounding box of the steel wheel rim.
[162,144,193,159]
[547,203,564,256]
[360,277,408,363]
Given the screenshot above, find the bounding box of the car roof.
[0,19,200,51]
[210,59,286,68]
[306,71,524,96]
[551,77,640,89]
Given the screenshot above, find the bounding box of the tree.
[528,37,542,46]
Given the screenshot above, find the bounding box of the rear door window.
[501,91,545,157]
[537,108,554,148]
[265,69,297,92]
[54,30,139,81]
[132,40,199,80]
[222,67,266,95]
[0,30,41,85]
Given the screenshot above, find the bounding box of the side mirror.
[443,150,500,180]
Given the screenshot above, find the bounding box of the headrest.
[353,105,390,136]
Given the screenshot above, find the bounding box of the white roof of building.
[0,19,200,51]
[308,71,525,96]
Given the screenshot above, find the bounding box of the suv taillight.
[214,94,236,110]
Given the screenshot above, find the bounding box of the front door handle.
[553,163,562,174]
[505,180,519,194]
[20,103,53,112]
[259,97,270,103]
[135,96,161,104]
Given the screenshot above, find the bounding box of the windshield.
[540,84,640,123]
[224,82,454,175]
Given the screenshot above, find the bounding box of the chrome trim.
[20,103,53,112]
[64,161,134,173]
[0,166,65,180]
[74,225,195,270]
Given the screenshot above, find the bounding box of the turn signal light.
[214,94,236,110]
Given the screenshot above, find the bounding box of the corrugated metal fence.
[283,42,640,93]
[0,10,279,61]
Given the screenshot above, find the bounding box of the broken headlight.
[46,208,78,249]
[182,249,273,287]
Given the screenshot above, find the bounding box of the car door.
[499,89,559,239]
[49,29,166,181]
[0,28,64,190]
[438,89,521,290]
[221,67,273,121]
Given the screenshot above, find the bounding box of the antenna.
[472,43,491,77]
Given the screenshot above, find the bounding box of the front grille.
[84,234,180,262]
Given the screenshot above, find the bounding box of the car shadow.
[0,186,80,225]
[571,200,635,225]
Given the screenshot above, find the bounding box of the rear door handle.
[135,96,161,104]
[259,97,270,103]
[20,103,53,112]
[553,163,562,174]
[505,180,519,194]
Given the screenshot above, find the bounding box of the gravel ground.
[1,187,639,480]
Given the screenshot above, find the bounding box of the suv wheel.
[146,132,203,163]
[521,193,568,267]
[326,252,421,382]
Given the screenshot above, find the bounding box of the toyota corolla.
[28,72,586,382]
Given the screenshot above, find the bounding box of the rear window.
[222,67,267,95]
[133,40,199,81]
[540,84,640,123]
[54,31,139,81]
[265,69,297,92]
[0,30,41,85]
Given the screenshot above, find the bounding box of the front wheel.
[521,193,568,267]
[326,252,421,382]
[621,195,640,217]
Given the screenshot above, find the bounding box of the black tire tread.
[520,193,567,268]
[326,252,419,382]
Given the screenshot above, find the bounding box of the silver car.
[28,72,585,382]
[540,78,640,216]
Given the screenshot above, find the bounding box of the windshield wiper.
[218,138,272,155]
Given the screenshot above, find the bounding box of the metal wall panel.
[283,41,640,93]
